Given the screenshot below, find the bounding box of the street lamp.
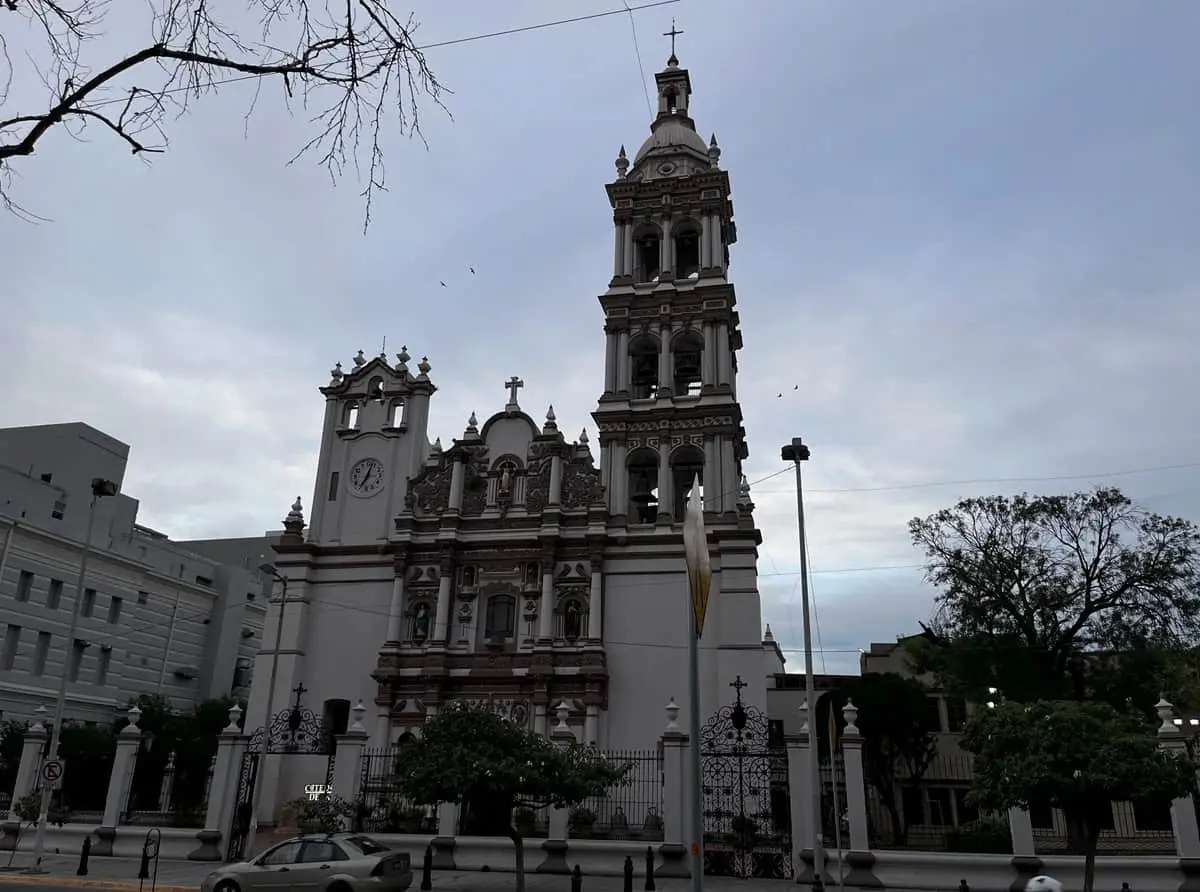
[245,563,288,855]
[780,439,824,890]
[31,477,119,871]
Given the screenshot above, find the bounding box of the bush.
[283,794,355,834]
[14,792,69,827]
[945,816,1012,854]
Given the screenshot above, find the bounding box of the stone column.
[701,322,716,389]
[657,443,673,524]
[657,325,673,398]
[615,330,630,395]
[433,554,454,645]
[586,545,603,641]
[658,699,689,877]
[95,705,143,856]
[623,223,634,277]
[613,222,624,277]
[1157,699,1200,858]
[787,701,816,885]
[1,708,48,849]
[584,706,600,745]
[702,438,719,514]
[190,705,248,861]
[699,216,712,268]
[549,455,564,506]
[839,701,880,887]
[709,218,723,271]
[534,704,548,738]
[538,552,555,640]
[611,442,628,519]
[385,558,407,644]
[660,218,674,279]
[537,703,574,874]
[715,325,731,387]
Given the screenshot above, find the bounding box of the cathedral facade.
[243,52,784,818]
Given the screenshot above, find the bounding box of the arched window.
[366,376,385,403]
[343,402,360,430]
[632,224,662,284]
[629,335,660,400]
[674,220,702,278]
[485,595,516,640]
[670,445,705,521]
[627,448,660,524]
[672,330,704,396]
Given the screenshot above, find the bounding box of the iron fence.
[571,749,663,841]
[121,750,214,828]
[1031,800,1176,855]
[353,746,433,834]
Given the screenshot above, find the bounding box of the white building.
[239,51,786,818]
[0,422,268,724]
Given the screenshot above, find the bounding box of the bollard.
[644,846,655,891]
[623,855,634,892]
[1121,884,1132,892]
[959,881,969,892]
[571,864,583,892]
[76,835,91,876]
[420,843,433,891]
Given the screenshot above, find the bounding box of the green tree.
[908,487,1200,706]
[0,720,26,798]
[817,673,937,845]
[0,1,446,227]
[58,724,115,811]
[961,700,1196,892]
[392,707,630,892]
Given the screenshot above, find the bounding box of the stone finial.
[283,497,306,536]
[353,349,367,367]
[553,701,571,733]
[665,698,680,732]
[121,705,143,737]
[579,428,589,446]
[328,362,344,385]
[395,346,411,373]
[464,412,479,438]
[349,701,367,734]
[542,405,558,435]
[1156,696,1178,734]
[708,133,721,169]
[29,705,48,733]
[615,145,629,179]
[431,437,443,453]
[225,703,243,733]
[418,356,431,378]
[843,699,860,733]
[763,624,774,642]
[798,698,809,735]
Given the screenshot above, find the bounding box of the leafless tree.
[0,0,448,227]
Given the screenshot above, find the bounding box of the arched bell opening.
[673,219,702,279]
[632,223,663,284]
[627,448,660,525]
[672,330,704,396]
[629,335,661,400]
[670,445,705,521]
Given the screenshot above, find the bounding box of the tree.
[908,487,1200,705]
[961,700,1196,892]
[0,0,447,225]
[392,707,630,892]
[817,673,937,845]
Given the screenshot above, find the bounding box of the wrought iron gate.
[224,685,337,862]
[700,676,792,879]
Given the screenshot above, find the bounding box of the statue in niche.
[564,601,583,641]
[412,603,431,643]
[499,461,515,494]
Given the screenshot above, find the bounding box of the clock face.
[348,458,386,496]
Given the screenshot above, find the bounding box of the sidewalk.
[0,854,206,891]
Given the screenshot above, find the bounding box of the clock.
[348,458,386,497]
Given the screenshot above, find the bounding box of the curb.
[0,876,192,891]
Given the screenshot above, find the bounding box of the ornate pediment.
[561,459,605,509]
[408,460,453,515]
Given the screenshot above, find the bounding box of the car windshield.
[342,835,390,856]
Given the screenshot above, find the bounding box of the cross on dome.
[504,376,524,412]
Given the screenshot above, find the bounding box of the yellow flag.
[829,700,839,749]
[683,475,712,637]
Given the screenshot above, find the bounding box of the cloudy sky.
[2,1,1197,676]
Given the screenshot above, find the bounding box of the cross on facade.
[729,675,747,703]
[504,376,524,408]
[663,19,684,56]
[291,682,308,709]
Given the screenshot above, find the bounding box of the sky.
[2,0,1198,676]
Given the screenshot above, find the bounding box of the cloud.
[1,0,1198,676]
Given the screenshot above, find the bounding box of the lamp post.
[781,439,823,889]
[31,477,119,871]
[245,564,288,855]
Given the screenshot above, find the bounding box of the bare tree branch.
[0,0,449,229]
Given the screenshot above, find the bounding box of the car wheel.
[214,880,241,892]
[326,882,353,892]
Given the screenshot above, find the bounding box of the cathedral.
[244,51,784,815]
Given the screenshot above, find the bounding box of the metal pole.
[686,598,705,892]
[245,573,287,855]
[783,439,824,889]
[30,492,100,870]
[155,587,183,697]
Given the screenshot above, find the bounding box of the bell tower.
[593,50,747,527]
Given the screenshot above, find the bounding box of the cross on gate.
[291,683,308,710]
[663,19,684,56]
[504,376,524,406]
[729,675,747,701]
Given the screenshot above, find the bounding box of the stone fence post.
[838,700,880,888]
[786,699,816,885]
[331,702,369,811]
[658,698,689,878]
[95,705,143,856]
[189,704,248,861]
[1156,699,1200,861]
[0,707,49,850]
[537,702,575,875]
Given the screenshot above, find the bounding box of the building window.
[33,632,50,676]
[96,648,112,686]
[81,589,96,618]
[107,596,123,624]
[327,471,340,502]
[484,595,516,640]
[523,563,540,588]
[68,639,86,682]
[945,697,968,732]
[46,579,63,610]
[51,499,66,520]
[15,571,32,603]
[921,696,943,734]
[195,575,213,587]
[136,591,149,605]
[389,400,405,428]
[1,625,21,670]
[343,403,360,430]
[768,719,785,748]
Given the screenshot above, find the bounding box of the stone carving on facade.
[561,461,605,509]
[408,461,453,515]
[408,565,439,584]
[448,696,531,728]
[556,562,589,580]
[555,582,590,606]
[523,453,553,513]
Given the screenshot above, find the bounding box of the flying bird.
[469,267,476,275]
[439,281,447,287]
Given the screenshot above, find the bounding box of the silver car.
[201,833,413,892]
